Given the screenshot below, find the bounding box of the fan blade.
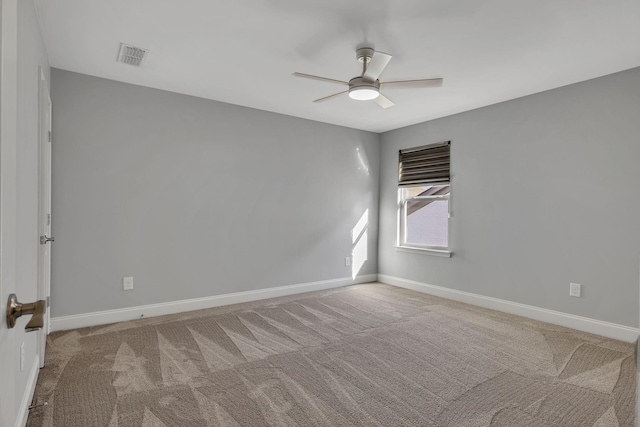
[374,93,394,109]
[382,78,443,89]
[363,51,392,82]
[293,72,348,86]
[313,90,348,103]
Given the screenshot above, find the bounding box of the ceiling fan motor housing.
[348,77,380,100]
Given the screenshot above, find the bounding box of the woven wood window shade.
[398,141,450,187]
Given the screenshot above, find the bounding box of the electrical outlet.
[20,342,25,372]
[569,282,581,298]
[123,276,134,291]
[345,257,351,267]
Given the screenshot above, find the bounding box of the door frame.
[36,66,52,367]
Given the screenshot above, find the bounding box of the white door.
[0,0,19,424]
[37,67,52,366]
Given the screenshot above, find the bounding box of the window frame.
[397,184,451,254]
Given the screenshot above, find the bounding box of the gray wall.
[51,66,639,328]
[379,67,640,328]
[50,69,379,317]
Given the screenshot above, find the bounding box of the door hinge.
[47,213,51,225]
[48,130,52,142]
[46,296,50,308]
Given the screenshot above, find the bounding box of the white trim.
[51,275,378,332]
[378,274,640,343]
[636,340,640,427]
[15,355,39,427]
[394,246,452,257]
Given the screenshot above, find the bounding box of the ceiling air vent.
[117,43,148,67]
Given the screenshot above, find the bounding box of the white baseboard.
[378,274,640,343]
[16,355,39,427]
[51,274,378,332]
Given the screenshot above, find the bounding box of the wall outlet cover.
[345,257,351,267]
[569,282,581,298]
[123,276,134,291]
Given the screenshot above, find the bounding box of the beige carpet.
[28,283,636,426]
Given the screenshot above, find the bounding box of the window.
[397,142,451,253]
[399,184,450,248]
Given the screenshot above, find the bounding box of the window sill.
[394,245,452,257]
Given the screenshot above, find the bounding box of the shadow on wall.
[352,209,368,279]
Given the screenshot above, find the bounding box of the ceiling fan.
[293,47,443,109]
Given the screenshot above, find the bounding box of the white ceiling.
[34,0,640,133]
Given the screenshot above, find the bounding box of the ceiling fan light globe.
[349,86,380,101]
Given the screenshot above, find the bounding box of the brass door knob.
[6,294,46,332]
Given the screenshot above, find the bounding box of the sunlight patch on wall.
[356,147,370,175]
[351,209,368,279]
[352,209,368,244]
